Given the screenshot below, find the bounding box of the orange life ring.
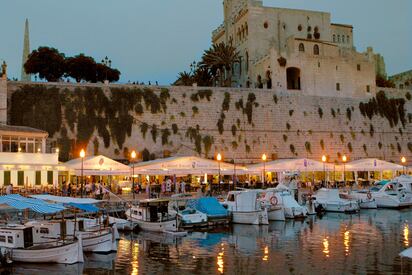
[270,196,278,206]
[367,192,372,200]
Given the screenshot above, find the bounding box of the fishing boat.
[26,219,117,253]
[266,185,307,219]
[125,199,178,232]
[313,188,359,213]
[221,190,269,225]
[0,224,84,264]
[351,176,412,208]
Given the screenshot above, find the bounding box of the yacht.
[313,188,359,213]
[352,176,412,208]
[169,199,208,228]
[340,191,377,209]
[125,199,178,232]
[221,190,269,225]
[265,185,307,219]
[0,224,84,264]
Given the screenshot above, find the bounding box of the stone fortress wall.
[2,80,411,165]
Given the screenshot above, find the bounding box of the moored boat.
[313,188,359,213]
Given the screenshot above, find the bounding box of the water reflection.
[5,209,412,274]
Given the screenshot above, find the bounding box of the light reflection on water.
[7,209,412,274]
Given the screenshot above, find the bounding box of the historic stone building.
[212,0,383,97]
[390,70,412,90]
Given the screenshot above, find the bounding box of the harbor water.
[8,209,412,274]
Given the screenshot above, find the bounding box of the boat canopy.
[187,197,228,218]
[247,158,335,173]
[131,156,248,176]
[0,194,65,214]
[31,194,102,204]
[66,202,100,212]
[341,158,403,172]
[64,155,131,176]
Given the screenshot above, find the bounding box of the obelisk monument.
[21,18,31,82]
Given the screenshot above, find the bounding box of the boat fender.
[367,192,372,200]
[270,196,278,206]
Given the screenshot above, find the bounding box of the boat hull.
[232,209,269,225]
[79,229,114,253]
[284,207,307,219]
[131,219,177,232]
[6,239,84,264]
[267,207,285,221]
[315,201,359,213]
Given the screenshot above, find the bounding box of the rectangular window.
[357,64,361,71]
[17,171,24,186]
[366,85,371,93]
[40,228,49,234]
[35,171,41,185]
[1,136,10,152]
[336,83,341,91]
[47,171,53,185]
[7,236,13,243]
[4,171,10,186]
[0,236,5,242]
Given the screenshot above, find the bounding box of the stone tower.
[21,18,31,82]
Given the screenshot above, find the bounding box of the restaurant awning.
[0,194,65,214]
[131,156,248,176]
[65,155,131,176]
[247,158,335,174]
[339,158,404,172]
[31,194,102,204]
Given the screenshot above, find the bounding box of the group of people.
[137,178,188,198]
[62,181,110,200]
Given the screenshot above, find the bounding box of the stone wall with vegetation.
[6,82,412,165]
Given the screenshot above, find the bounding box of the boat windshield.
[370,180,390,192]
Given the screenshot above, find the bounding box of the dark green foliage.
[397,143,402,153]
[273,94,278,104]
[161,128,171,145]
[143,88,165,114]
[222,92,231,112]
[399,128,403,136]
[180,112,186,117]
[24,47,66,82]
[245,144,251,153]
[231,141,238,149]
[347,142,353,153]
[190,90,213,102]
[56,127,72,161]
[289,110,294,117]
[369,124,374,137]
[192,106,199,115]
[320,139,325,150]
[359,90,407,128]
[408,142,412,153]
[141,148,155,161]
[363,144,367,153]
[378,142,383,150]
[140,123,149,139]
[186,125,202,154]
[231,125,237,136]
[238,93,257,124]
[318,107,323,119]
[286,123,291,130]
[283,135,288,142]
[305,142,312,154]
[340,134,345,143]
[150,124,158,143]
[217,118,224,134]
[346,108,352,121]
[172,124,178,135]
[290,144,295,154]
[235,98,244,110]
[202,135,214,157]
[406,92,411,101]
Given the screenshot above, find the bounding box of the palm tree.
[173,71,194,86]
[200,42,239,87]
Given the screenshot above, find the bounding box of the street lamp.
[322,155,327,187]
[101,56,112,81]
[217,153,222,192]
[342,155,347,185]
[80,149,85,198]
[131,150,137,200]
[401,157,406,174]
[262,154,267,186]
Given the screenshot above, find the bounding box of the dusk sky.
[1,0,411,84]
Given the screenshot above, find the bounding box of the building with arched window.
[212,0,382,97]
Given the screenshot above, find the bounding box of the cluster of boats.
[125,175,412,229]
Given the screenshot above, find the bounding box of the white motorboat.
[0,224,84,264]
[125,199,178,232]
[169,199,208,228]
[353,176,412,208]
[313,188,359,213]
[341,190,377,209]
[83,216,133,232]
[222,190,269,225]
[266,185,307,219]
[26,219,117,253]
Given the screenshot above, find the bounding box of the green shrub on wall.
[408,142,412,153]
[172,123,178,134]
[161,128,171,145]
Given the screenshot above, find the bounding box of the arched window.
[347,35,350,43]
[337,35,341,43]
[298,43,305,52]
[333,34,336,43]
[286,67,301,90]
[342,35,345,43]
[313,44,320,55]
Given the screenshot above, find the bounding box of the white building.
[212,0,382,97]
[0,124,66,189]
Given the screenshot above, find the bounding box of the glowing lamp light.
[217,153,222,161]
[401,157,406,164]
[80,149,85,158]
[342,155,347,163]
[55,148,60,154]
[18,147,21,152]
[131,150,137,159]
[262,154,267,161]
[322,155,327,162]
